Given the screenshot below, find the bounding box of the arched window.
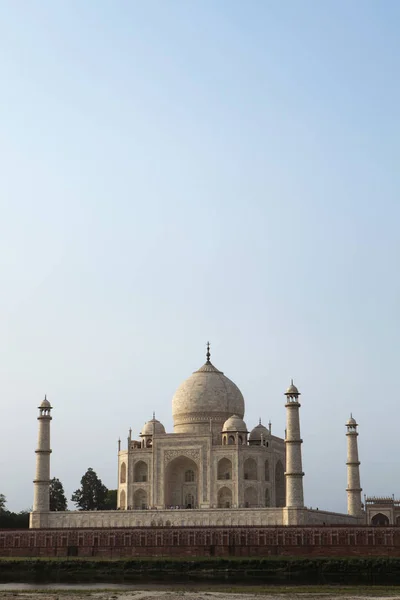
[133,489,147,510]
[244,487,257,508]
[265,460,270,481]
[217,458,232,481]
[185,493,195,508]
[228,435,235,445]
[265,488,270,507]
[119,489,126,510]
[396,515,400,526]
[185,469,195,482]
[275,460,285,507]
[244,458,257,480]
[120,462,126,484]
[134,461,148,482]
[218,487,232,508]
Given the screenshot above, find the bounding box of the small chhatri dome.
[140,416,166,436]
[285,379,300,396]
[40,395,51,408]
[222,414,247,433]
[249,420,270,441]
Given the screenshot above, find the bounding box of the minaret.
[346,414,362,517]
[32,396,52,514]
[284,380,304,508]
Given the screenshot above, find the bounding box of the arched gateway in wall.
[371,512,390,526]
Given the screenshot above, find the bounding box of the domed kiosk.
[249,419,270,446]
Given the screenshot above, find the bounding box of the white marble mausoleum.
[29,345,364,528]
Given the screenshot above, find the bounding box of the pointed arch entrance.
[164,456,199,508]
[371,512,390,526]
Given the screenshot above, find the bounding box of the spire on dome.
[259,417,262,425]
[153,411,156,420]
[195,341,223,373]
[206,341,211,364]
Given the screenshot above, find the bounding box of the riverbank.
[3,588,400,599]
[2,557,400,585]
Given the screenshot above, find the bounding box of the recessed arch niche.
[164,456,198,508]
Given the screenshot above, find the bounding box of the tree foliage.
[0,511,29,529]
[0,496,29,528]
[71,468,108,511]
[103,489,117,510]
[50,477,67,511]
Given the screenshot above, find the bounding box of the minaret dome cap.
[285,380,300,396]
[346,414,357,426]
[39,395,51,408]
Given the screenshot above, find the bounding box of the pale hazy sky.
[0,0,399,513]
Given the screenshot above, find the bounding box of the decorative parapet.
[365,496,400,505]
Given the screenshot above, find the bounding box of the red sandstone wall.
[1,526,399,558]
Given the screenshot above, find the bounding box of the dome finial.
[206,341,211,364]
[259,417,261,425]
[153,411,155,420]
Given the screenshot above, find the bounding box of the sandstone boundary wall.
[1,526,399,558]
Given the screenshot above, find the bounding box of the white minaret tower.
[30,396,52,527]
[346,414,362,517]
[284,380,304,508]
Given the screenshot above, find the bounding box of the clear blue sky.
[0,0,399,513]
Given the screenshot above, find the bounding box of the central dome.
[172,353,245,436]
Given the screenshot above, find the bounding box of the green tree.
[103,489,117,510]
[50,477,67,511]
[71,468,108,511]
[0,496,30,529]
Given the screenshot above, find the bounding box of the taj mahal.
[30,344,380,529]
